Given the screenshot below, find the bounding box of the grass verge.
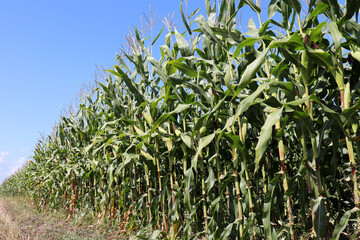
[0,196,107,240]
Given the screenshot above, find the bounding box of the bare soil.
[0,197,106,240]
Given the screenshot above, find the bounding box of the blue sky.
[0,0,205,183]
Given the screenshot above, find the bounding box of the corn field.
[1,0,360,239]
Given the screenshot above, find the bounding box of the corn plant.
[1,0,360,239]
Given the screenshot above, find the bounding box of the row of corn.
[1,0,360,239]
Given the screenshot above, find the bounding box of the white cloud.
[0,151,10,164]
[9,156,27,175]
[18,148,27,153]
[17,157,26,164]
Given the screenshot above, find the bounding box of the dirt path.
[0,197,105,240]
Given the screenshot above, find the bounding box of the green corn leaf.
[233,36,272,59]
[141,150,155,161]
[325,0,341,22]
[272,60,289,80]
[181,133,194,149]
[218,0,227,23]
[305,48,333,69]
[263,175,280,240]
[226,84,266,129]
[292,110,315,135]
[283,0,301,13]
[195,15,226,50]
[243,0,261,13]
[107,66,146,104]
[224,64,233,93]
[262,96,282,108]
[151,104,192,133]
[180,0,191,35]
[340,0,360,24]
[223,131,243,151]
[189,7,200,19]
[331,207,359,240]
[327,22,342,55]
[219,222,234,240]
[269,33,304,51]
[342,100,360,127]
[171,190,181,221]
[184,167,194,211]
[255,108,283,171]
[191,133,216,171]
[268,0,277,19]
[205,0,211,16]
[133,126,144,136]
[174,29,192,57]
[284,95,314,107]
[167,60,200,78]
[205,165,216,193]
[351,50,360,62]
[314,100,350,138]
[237,47,269,90]
[152,26,164,46]
[246,17,258,37]
[84,142,95,154]
[309,22,326,43]
[314,196,327,238]
[309,2,329,20]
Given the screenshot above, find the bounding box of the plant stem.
[275,121,295,240]
[155,137,167,231]
[343,82,360,232]
[233,148,243,238]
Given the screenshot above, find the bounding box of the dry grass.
[0,197,105,240]
[0,198,31,240]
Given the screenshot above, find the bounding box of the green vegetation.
[1,0,360,238]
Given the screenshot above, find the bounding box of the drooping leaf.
[184,167,195,211]
[263,175,280,240]
[191,133,216,171]
[237,47,269,90]
[327,22,342,55]
[167,60,198,77]
[255,108,283,171]
[107,66,146,104]
[151,104,192,133]
[174,29,192,57]
[283,0,301,13]
[268,0,277,19]
[225,84,266,129]
[243,0,261,14]
[195,15,226,50]
[331,207,359,240]
[219,222,234,240]
[314,197,327,238]
[309,2,329,20]
[205,165,216,192]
